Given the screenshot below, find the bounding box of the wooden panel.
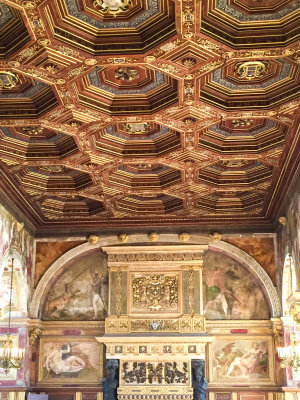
[82,394,98,400]
[48,395,74,400]
[238,392,266,400]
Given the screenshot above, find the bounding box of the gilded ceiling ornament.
[39,165,65,173]
[220,159,248,168]
[278,216,286,226]
[123,122,149,134]
[88,235,99,245]
[0,72,19,89]
[22,126,43,135]
[42,63,58,74]
[84,58,97,66]
[55,78,66,85]
[282,49,295,56]
[22,1,36,9]
[114,67,139,81]
[7,61,20,68]
[182,57,197,68]
[94,0,132,15]
[37,38,50,47]
[183,117,196,125]
[178,232,190,242]
[118,233,128,243]
[144,56,156,63]
[209,232,222,242]
[235,61,268,80]
[231,118,253,128]
[148,232,160,242]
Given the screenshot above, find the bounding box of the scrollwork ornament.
[29,328,42,344]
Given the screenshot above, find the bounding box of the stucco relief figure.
[46,344,85,376]
[43,251,108,321]
[203,250,269,320]
[213,340,269,380]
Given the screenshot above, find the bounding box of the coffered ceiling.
[0,0,300,234]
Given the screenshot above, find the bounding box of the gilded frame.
[37,336,103,385]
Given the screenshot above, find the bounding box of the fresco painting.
[35,240,85,285]
[38,338,102,384]
[42,251,108,321]
[212,340,269,381]
[203,250,269,320]
[225,237,276,283]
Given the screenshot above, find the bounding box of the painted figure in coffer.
[203,250,269,320]
[42,251,108,321]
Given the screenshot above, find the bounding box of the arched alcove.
[29,234,281,319]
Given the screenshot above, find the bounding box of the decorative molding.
[107,252,205,263]
[105,316,205,333]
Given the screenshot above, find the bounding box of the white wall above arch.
[29,233,281,319]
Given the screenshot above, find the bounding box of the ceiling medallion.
[235,61,268,81]
[0,72,19,90]
[22,126,43,135]
[220,160,248,168]
[182,57,197,68]
[114,67,139,81]
[231,119,253,128]
[94,0,132,16]
[123,122,150,134]
[39,166,65,173]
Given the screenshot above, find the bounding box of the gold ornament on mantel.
[209,232,222,243]
[118,233,128,243]
[148,232,160,242]
[88,235,99,245]
[178,232,190,242]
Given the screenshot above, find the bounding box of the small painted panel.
[38,337,102,384]
[211,338,273,383]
